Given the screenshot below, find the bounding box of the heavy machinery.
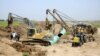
[47,9,97,45]
[7,12,34,28]
[7,9,97,46]
[8,10,70,45]
[23,9,69,45]
[7,12,33,32]
[7,12,34,42]
[73,23,97,43]
[7,13,36,35]
[45,9,71,45]
[46,9,70,32]
[7,12,53,45]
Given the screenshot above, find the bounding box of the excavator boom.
[53,9,70,31]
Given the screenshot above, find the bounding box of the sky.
[0,0,100,21]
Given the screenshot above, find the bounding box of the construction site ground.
[0,24,100,56]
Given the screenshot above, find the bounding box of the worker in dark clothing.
[73,26,85,46]
[8,13,13,26]
[77,27,86,45]
[7,13,13,32]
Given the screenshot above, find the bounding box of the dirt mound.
[53,24,62,35]
[44,42,100,56]
[13,24,28,38]
[0,37,47,56]
[0,38,13,45]
[11,42,32,53]
[0,42,22,56]
[0,27,9,37]
[11,42,47,56]
[94,28,100,45]
[82,42,99,47]
[0,23,47,56]
[14,24,27,35]
[0,23,28,39]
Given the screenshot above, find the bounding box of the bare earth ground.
[0,25,100,56]
[30,28,100,56]
[40,28,100,56]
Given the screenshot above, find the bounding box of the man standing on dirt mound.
[7,13,13,32]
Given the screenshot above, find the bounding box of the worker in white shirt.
[11,32,20,41]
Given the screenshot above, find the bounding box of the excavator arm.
[7,12,34,28]
[53,9,70,31]
[45,9,67,45]
[46,9,61,24]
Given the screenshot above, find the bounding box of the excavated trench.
[0,24,100,56]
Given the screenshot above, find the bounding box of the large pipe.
[49,28,66,45]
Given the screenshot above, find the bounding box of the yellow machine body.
[27,28,53,40]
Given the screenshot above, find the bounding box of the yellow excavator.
[27,28,52,40]
[7,12,53,45]
[27,18,53,39]
[23,16,53,45]
[23,9,69,45]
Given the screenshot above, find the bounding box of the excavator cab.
[27,28,36,37]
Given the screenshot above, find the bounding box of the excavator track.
[22,39,50,46]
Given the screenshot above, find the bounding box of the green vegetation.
[22,52,29,56]
[92,22,100,28]
[94,24,100,28]
[0,21,20,27]
[66,31,71,35]
[0,21,7,27]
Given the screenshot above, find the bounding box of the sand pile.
[0,41,22,56]
[0,27,9,37]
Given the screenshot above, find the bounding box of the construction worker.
[72,35,80,47]
[7,13,13,32]
[75,26,84,45]
[45,18,52,30]
[10,31,20,41]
